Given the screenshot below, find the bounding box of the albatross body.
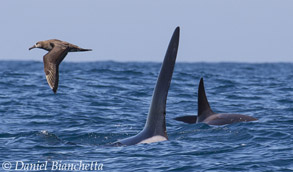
[29,39,92,93]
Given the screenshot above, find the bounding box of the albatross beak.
[29,45,36,50]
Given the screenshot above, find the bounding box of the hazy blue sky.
[1,0,293,62]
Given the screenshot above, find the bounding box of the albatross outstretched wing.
[43,45,69,93]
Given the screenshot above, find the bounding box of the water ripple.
[0,61,292,171]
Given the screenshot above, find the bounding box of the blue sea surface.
[0,61,292,172]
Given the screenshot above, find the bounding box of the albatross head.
[29,42,42,50]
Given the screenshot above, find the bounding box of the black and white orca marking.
[174,78,257,125]
[113,27,180,146]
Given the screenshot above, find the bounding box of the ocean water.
[0,61,292,172]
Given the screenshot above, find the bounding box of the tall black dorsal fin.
[197,78,214,122]
[143,26,180,136]
[115,27,180,146]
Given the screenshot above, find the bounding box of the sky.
[0,0,293,62]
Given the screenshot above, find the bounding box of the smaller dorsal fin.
[197,78,214,123]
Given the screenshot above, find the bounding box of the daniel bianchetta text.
[3,160,103,171]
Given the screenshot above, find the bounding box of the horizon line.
[0,59,292,64]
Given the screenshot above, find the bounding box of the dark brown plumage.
[29,39,92,93]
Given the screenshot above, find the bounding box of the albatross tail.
[75,48,92,52]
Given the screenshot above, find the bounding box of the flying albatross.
[29,39,92,93]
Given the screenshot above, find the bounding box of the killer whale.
[112,27,180,146]
[174,78,257,125]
